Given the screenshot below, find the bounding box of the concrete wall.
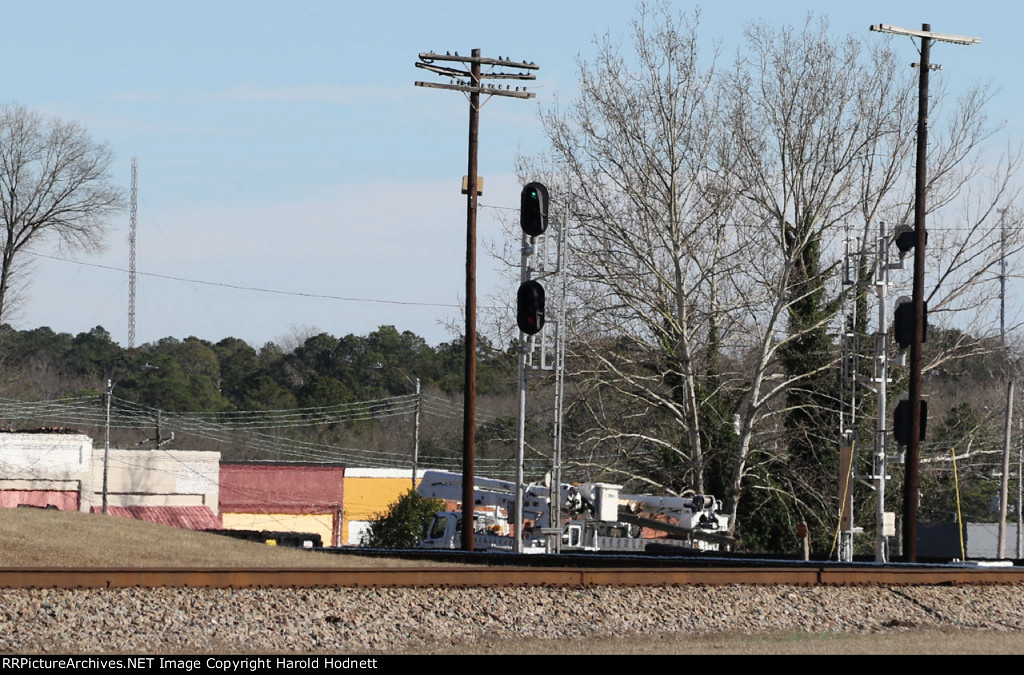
[217,464,414,547]
[0,435,433,547]
[917,521,1024,560]
[86,448,221,515]
[966,522,1024,559]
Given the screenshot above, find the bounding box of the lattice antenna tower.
[128,157,137,349]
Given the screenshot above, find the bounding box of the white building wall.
[0,434,94,504]
[0,433,219,514]
[344,468,419,479]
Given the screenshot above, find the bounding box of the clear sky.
[2,1,1016,349]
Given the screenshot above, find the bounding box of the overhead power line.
[26,251,468,309]
[0,393,518,475]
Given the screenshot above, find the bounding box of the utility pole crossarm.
[414,80,536,99]
[415,52,538,99]
[477,71,539,81]
[418,52,540,70]
[415,62,471,79]
[870,23,981,45]
[415,61,536,81]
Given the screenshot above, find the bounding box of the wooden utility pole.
[871,23,980,561]
[415,50,538,551]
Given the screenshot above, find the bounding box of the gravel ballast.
[2,584,1023,654]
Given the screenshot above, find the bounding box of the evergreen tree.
[360,490,443,548]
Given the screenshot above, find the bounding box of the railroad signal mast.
[514,181,569,553]
[414,50,539,552]
[842,223,899,562]
[843,217,935,563]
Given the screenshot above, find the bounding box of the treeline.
[0,324,517,412]
[0,323,533,471]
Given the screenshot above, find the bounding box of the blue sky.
[2,1,1016,349]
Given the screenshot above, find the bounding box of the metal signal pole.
[415,50,539,551]
[871,23,980,561]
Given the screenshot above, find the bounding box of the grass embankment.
[0,507,441,568]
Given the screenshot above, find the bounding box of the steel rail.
[0,565,1022,589]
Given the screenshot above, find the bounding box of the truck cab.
[420,511,461,549]
[419,509,529,551]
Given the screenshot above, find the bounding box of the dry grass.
[0,507,446,568]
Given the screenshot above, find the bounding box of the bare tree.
[520,4,736,499]
[0,104,124,324]
[522,5,1021,552]
[718,17,926,547]
[847,56,1024,362]
[719,21,1020,548]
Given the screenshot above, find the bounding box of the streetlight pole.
[870,23,980,561]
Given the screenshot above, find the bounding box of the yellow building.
[341,468,420,545]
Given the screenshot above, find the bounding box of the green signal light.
[520,182,549,237]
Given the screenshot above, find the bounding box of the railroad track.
[2,562,1022,589]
